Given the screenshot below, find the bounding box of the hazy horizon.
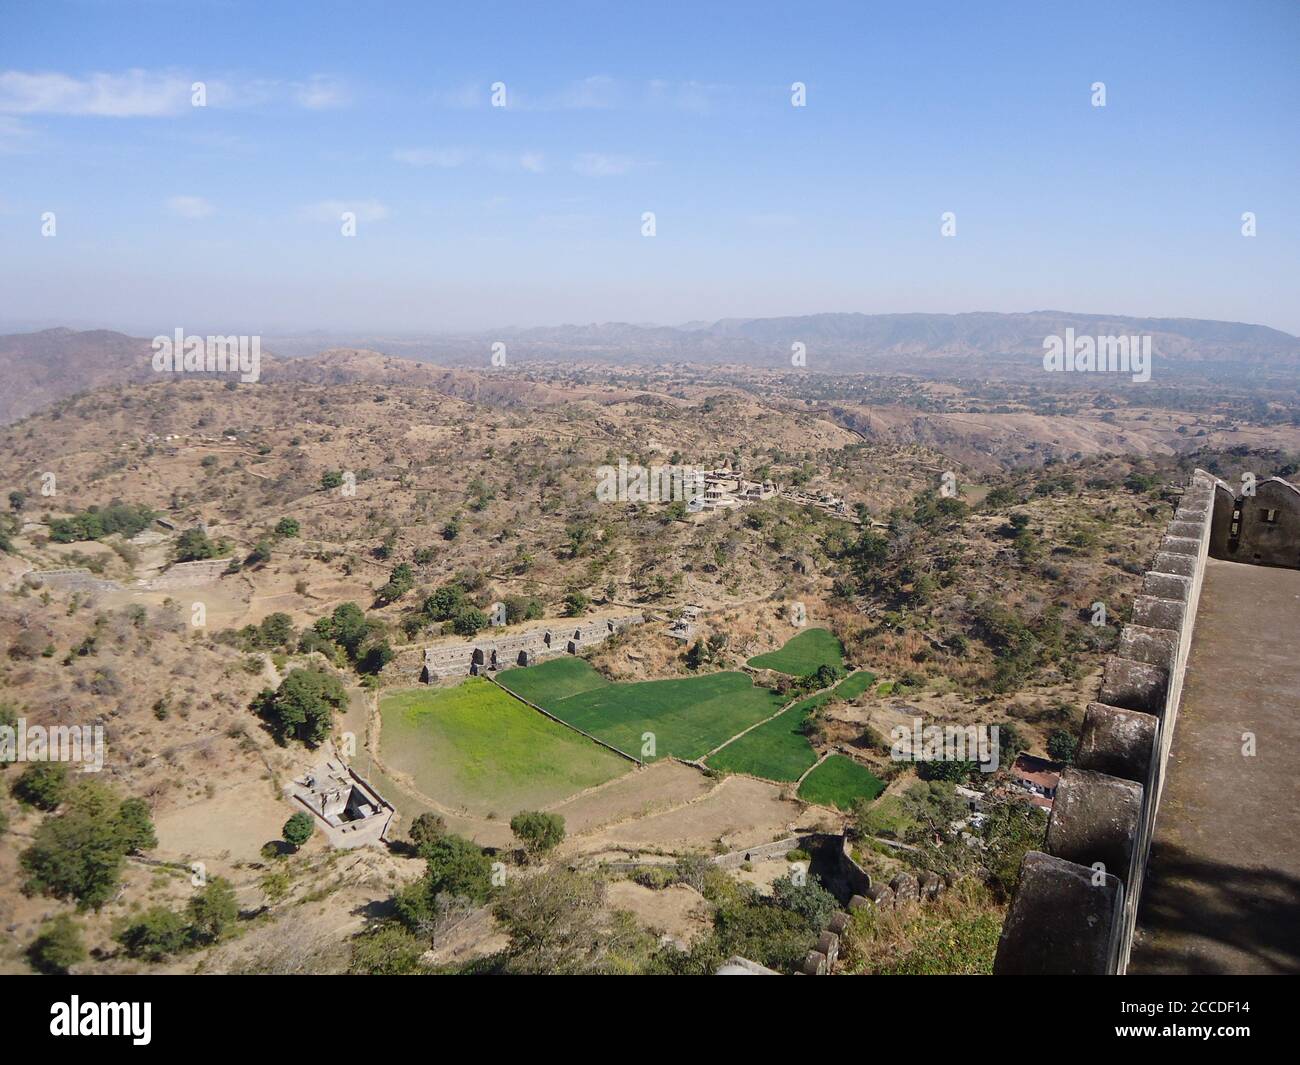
[3,0,1298,334]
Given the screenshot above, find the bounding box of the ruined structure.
[995,470,1300,975]
[287,759,394,849]
[1209,473,1300,569]
[23,558,234,595]
[421,613,644,681]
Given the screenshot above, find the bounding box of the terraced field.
[834,670,877,700]
[379,679,630,815]
[497,658,785,761]
[746,627,844,675]
[705,692,828,781]
[704,669,876,782]
[797,754,886,810]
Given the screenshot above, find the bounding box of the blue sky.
[1,0,1297,335]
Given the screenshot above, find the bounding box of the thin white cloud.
[553,75,619,110]
[646,79,731,114]
[0,69,192,116]
[518,152,545,173]
[573,153,634,177]
[431,83,484,109]
[301,200,390,223]
[167,195,215,219]
[0,69,351,115]
[293,76,349,110]
[393,147,469,168]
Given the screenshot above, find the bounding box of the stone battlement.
[421,613,644,681]
[995,469,1218,975]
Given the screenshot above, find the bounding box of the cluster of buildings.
[689,467,777,514]
[689,466,858,522]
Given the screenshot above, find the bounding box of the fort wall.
[421,614,644,682]
[995,469,1218,974]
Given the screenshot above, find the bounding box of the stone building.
[287,759,394,849]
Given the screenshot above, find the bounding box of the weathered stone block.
[800,950,827,976]
[1077,702,1157,783]
[827,911,851,935]
[1167,520,1204,540]
[1044,768,1143,882]
[1153,551,1197,578]
[1160,535,1200,558]
[848,894,870,911]
[1175,503,1210,522]
[1099,656,1168,715]
[890,872,920,904]
[993,852,1123,975]
[816,930,840,966]
[1142,571,1191,602]
[918,872,944,899]
[1117,625,1178,670]
[866,883,895,911]
[1131,595,1186,632]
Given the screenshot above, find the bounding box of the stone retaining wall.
[994,469,1216,974]
[421,614,643,681]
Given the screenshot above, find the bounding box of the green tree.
[174,526,220,562]
[188,877,239,944]
[1047,728,1078,765]
[253,668,347,746]
[408,812,446,853]
[510,811,566,860]
[452,607,488,637]
[116,797,157,852]
[320,470,344,490]
[274,517,300,538]
[12,762,70,810]
[245,539,272,567]
[375,563,415,605]
[314,602,370,659]
[28,914,86,974]
[422,583,466,621]
[282,811,315,851]
[771,873,837,930]
[257,612,295,648]
[20,782,155,909]
[422,834,493,902]
[348,923,428,975]
[117,906,190,960]
[357,639,394,676]
[983,799,1048,900]
[493,868,607,975]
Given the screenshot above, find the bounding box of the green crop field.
[797,754,886,810]
[492,655,608,706]
[497,658,785,760]
[746,627,845,675]
[705,692,828,781]
[834,670,877,700]
[379,679,629,815]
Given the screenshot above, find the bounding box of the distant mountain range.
[2,311,1297,424]
[263,311,1300,372]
